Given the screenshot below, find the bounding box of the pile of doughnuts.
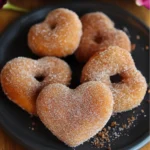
[0,8,147,147]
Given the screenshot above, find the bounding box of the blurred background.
[0,0,149,150]
[0,0,150,33]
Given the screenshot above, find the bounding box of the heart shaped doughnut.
[75,12,131,62]
[28,8,82,57]
[1,57,71,115]
[36,81,113,147]
[81,46,147,112]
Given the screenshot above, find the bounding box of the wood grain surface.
[0,0,149,150]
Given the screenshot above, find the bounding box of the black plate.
[0,3,149,150]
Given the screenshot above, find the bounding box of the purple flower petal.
[0,0,7,8]
[136,0,150,9]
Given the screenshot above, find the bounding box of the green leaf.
[3,2,28,12]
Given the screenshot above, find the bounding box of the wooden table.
[0,0,149,149]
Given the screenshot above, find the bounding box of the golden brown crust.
[81,46,147,112]
[1,57,71,115]
[75,12,131,62]
[80,12,114,29]
[28,8,82,57]
[36,81,113,147]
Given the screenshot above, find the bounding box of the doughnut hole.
[35,75,45,82]
[50,23,57,30]
[94,34,103,44]
[110,74,123,83]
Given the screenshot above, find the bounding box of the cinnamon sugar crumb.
[131,44,136,51]
[122,27,131,38]
[111,121,117,127]
[145,46,149,50]
[122,124,127,129]
[108,126,111,130]
[31,127,35,131]
[91,115,137,149]
[127,116,135,122]
[136,35,140,39]
[127,116,135,127]
[97,128,110,142]
[92,137,104,148]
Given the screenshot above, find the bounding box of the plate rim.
[0,2,149,150]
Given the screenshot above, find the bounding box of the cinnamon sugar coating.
[37,81,113,147]
[81,46,147,112]
[75,12,131,62]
